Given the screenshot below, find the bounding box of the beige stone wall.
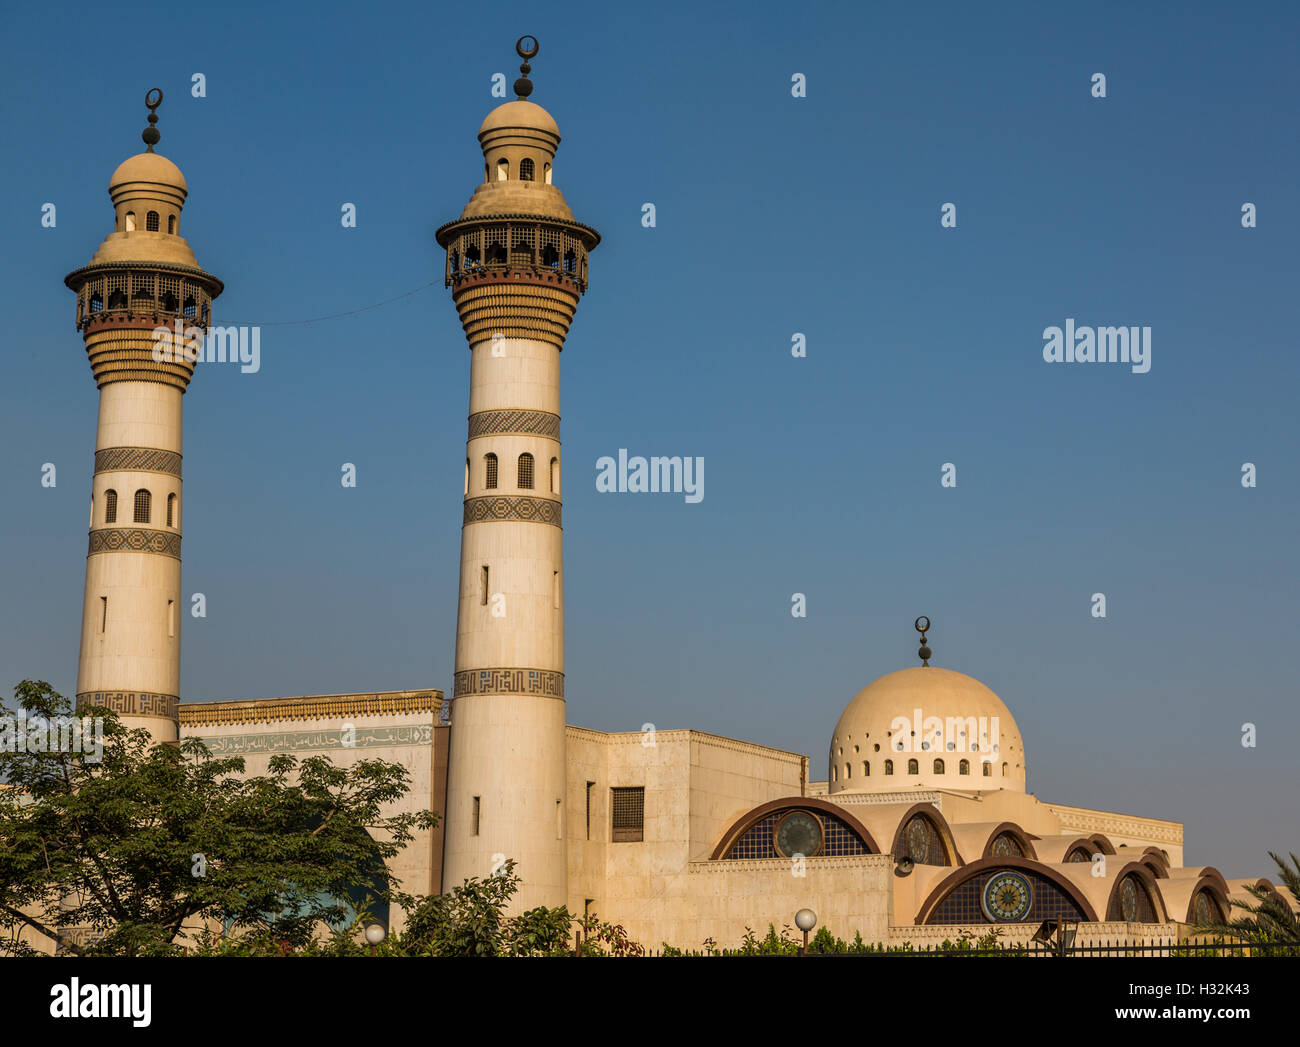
[1044,801,1184,867]
[563,727,807,945]
[182,694,443,930]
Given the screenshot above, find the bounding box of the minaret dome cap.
[478,99,560,139]
[109,151,188,195]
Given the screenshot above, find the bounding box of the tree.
[401,860,576,956]
[0,681,437,956]
[1194,851,1300,952]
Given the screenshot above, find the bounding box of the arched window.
[907,758,919,775]
[465,244,481,269]
[959,759,970,775]
[133,489,151,524]
[89,292,104,314]
[484,453,498,490]
[1193,890,1223,924]
[146,211,160,231]
[883,759,893,775]
[519,157,535,181]
[487,241,507,265]
[982,762,991,777]
[480,565,489,605]
[863,761,870,776]
[167,214,176,234]
[182,297,196,319]
[902,815,945,865]
[563,249,577,273]
[933,759,945,774]
[1001,762,1008,777]
[1111,874,1156,922]
[544,162,552,185]
[1066,846,1092,863]
[542,244,559,269]
[831,765,837,783]
[496,158,509,181]
[104,489,117,524]
[124,211,136,232]
[166,493,176,527]
[549,457,558,492]
[990,832,1024,857]
[517,453,534,489]
[108,289,128,310]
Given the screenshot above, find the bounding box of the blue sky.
[2,1,1296,876]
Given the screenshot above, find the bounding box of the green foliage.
[736,923,799,955]
[400,860,578,956]
[808,926,847,954]
[576,911,644,956]
[0,681,436,956]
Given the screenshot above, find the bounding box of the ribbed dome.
[479,100,560,137]
[829,667,1027,794]
[110,151,187,193]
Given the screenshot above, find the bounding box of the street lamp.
[364,921,387,957]
[795,908,817,956]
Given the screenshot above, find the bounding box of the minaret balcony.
[436,214,599,294]
[65,262,223,332]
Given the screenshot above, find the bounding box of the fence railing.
[639,939,1299,958]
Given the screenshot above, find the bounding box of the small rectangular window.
[480,565,489,606]
[585,781,595,840]
[167,599,175,638]
[556,799,563,840]
[471,796,480,836]
[100,596,107,632]
[553,570,559,609]
[611,786,644,843]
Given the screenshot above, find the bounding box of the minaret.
[64,91,223,743]
[436,38,599,910]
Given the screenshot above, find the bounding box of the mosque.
[39,39,1286,954]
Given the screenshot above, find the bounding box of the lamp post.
[795,908,817,956]
[364,922,387,957]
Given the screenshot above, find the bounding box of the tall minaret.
[436,38,599,910]
[64,91,223,743]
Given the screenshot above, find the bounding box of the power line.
[218,279,442,326]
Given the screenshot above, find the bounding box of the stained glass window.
[929,868,1087,925]
[724,807,871,860]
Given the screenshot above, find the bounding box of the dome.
[110,151,187,193]
[828,667,1027,795]
[478,99,560,137]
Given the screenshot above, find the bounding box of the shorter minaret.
[64,91,223,743]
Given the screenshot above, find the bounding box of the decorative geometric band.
[463,495,561,528]
[76,690,179,721]
[94,446,183,477]
[88,528,181,558]
[453,668,564,699]
[467,409,561,441]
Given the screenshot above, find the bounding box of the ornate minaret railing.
[436,38,599,911]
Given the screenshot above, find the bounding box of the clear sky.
[1,1,1296,877]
